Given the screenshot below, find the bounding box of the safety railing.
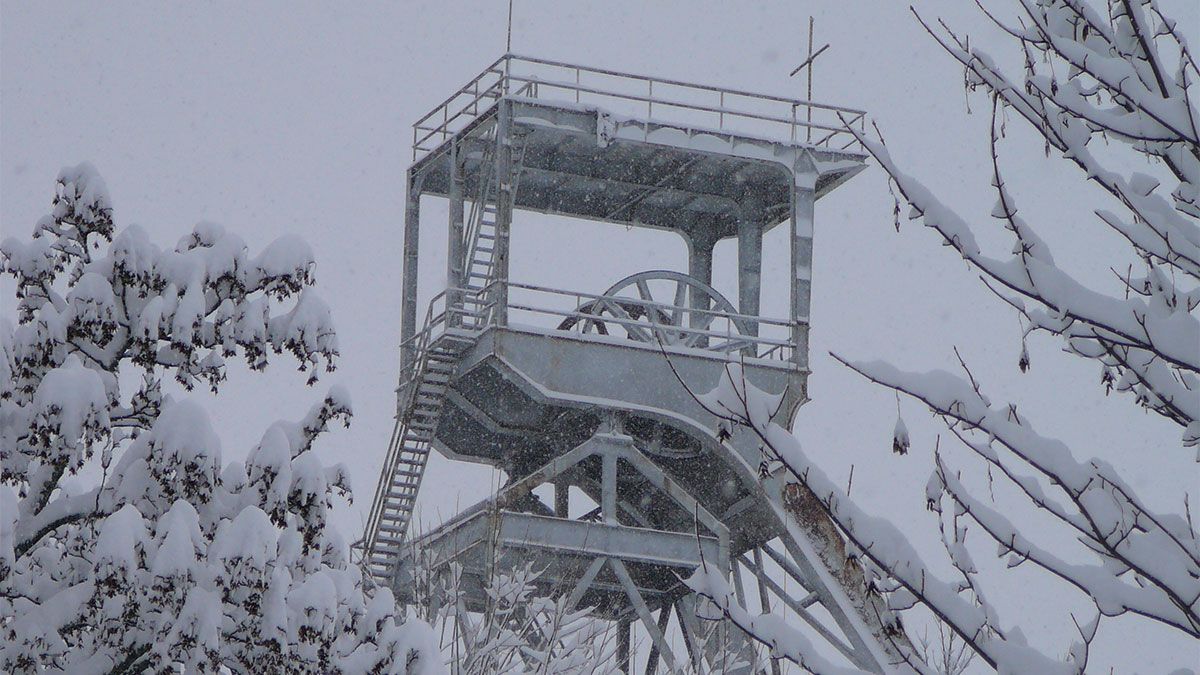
[412,54,867,161]
[395,286,498,408]
[400,280,799,379]
[504,281,796,363]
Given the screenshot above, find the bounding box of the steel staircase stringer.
[363,123,530,583]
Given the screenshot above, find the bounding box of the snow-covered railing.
[503,281,797,364]
[411,54,867,160]
[398,280,799,377]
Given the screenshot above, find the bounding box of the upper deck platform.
[408,55,868,237]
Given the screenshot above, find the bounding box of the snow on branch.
[837,356,1199,637]
[0,166,438,673]
[688,363,1082,673]
[800,0,1200,670]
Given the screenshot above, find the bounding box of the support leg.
[493,101,515,326]
[790,175,816,368]
[601,449,618,525]
[554,479,569,518]
[675,600,703,673]
[753,547,784,675]
[447,141,465,326]
[687,233,716,345]
[617,619,632,674]
[612,559,676,672]
[737,199,765,337]
[401,172,423,370]
[643,606,672,675]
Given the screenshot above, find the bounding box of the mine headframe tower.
[363,55,907,673]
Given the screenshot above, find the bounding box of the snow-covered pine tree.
[0,164,439,673]
[687,1,1198,671]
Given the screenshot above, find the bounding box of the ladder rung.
[371,544,403,556]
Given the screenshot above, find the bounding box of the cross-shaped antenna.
[790,17,830,143]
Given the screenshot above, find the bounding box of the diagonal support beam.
[610,559,677,673]
[565,556,608,611]
[752,548,784,675]
[643,605,673,675]
[738,552,857,662]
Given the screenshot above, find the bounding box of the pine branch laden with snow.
[0,165,439,674]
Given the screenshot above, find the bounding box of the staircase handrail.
[362,282,500,560]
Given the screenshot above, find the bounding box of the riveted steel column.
[737,198,766,337]
[447,141,465,327]
[554,479,569,518]
[493,101,515,327]
[687,233,716,342]
[401,170,423,371]
[602,449,618,525]
[617,618,632,673]
[791,173,816,368]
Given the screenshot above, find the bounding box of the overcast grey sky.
[3,1,1196,670]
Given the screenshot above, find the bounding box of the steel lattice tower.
[362,55,908,673]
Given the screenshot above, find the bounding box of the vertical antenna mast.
[506,0,514,53]
[807,17,814,142]
[789,16,830,143]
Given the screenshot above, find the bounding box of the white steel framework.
[362,54,915,673]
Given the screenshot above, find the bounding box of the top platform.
[408,55,869,238]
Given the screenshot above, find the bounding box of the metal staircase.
[363,126,525,581]
[460,131,527,320]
